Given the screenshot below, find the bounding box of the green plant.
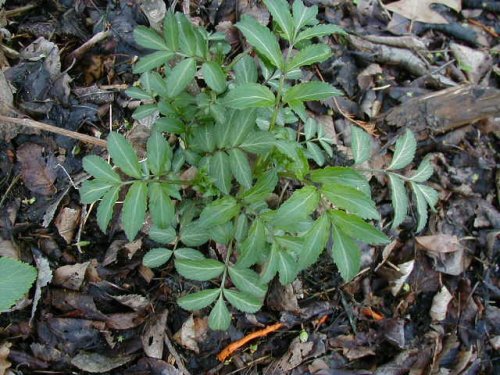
[80,0,438,330]
[0,257,37,312]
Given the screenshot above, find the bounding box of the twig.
[164,330,191,375]
[66,30,112,63]
[216,322,284,362]
[0,115,107,147]
[4,3,37,18]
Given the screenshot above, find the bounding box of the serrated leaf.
[275,235,304,254]
[351,126,372,165]
[331,226,360,282]
[237,219,266,268]
[178,289,220,311]
[388,173,409,229]
[210,222,234,245]
[199,197,240,228]
[273,186,319,228]
[202,61,227,94]
[292,0,318,31]
[176,13,197,56]
[122,182,147,240]
[80,179,114,204]
[207,151,231,194]
[175,258,225,281]
[155,117,185,133]
[235,15,284,69]
[83,155,121,184]
[295,24,346,43]
[260,244,279,283]
[166,57,196,98]
[174,248,205,260]
[310,167,371,197]
[134,51,174,74]
[208,296,231,330]
[239,131,276,154]
[329,210,389,245]
[411,182,429,232]
[125,87,153,100]
[107,132,142,179]
[148,183,175,229]
[228,267,267,298]
[234,54,258,85]
[163,11,179,51]
[410,156,434,182]
[147,130,170,176]
[223,83,275,109]
[229,109,257,147]
[287,44,331,72]
[306,141,325,166]
[234,214,249,243]
[180,221,210,246]
[283,82,342,104]
[149,225,176,244]
[97,185,120,232]
[228,148,253,189]
[304,118,317,140]
[277,249,298,285]
[149,71,169,97]
[414,183,439,209]
[240,170,278,204]
[298,214,330,271]
[132,104,158,120]
[0,257,37,312]
[322,184,379,220]
[134,26,169,50]
[388,129,417,170]
[143,248,173,268]
[263,0,295,42]
[224,289,262,313]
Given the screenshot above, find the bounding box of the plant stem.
[220,241,234,289]
[356,168,411,181]
[269,45,294,131]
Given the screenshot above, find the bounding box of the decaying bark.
[382,85,500,134]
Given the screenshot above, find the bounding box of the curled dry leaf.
[416,234,463,253]
[110,294,149,311]
[71,352,134,373]
[52,262,90,291]
[173,315,209,354]
[390,260,415,296]
[430,286,453,321]
[0,342,11,375]
[55,206,81,244]
[30,249,53,324]
[385,0,461,24]
[16,143,57,196]
[141,310,168,359]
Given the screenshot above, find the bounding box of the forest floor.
[0,0,499,374]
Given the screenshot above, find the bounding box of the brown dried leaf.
[110,294,149,312]
[173,315,209,354]
[430,286,453,321]
[385,0,461,24]
[30,250,52,324]
[0,342,11,375]
[71,352,134,373]
[52,262,90,290]
[391,260,415,296]
[416,234,463,253]
[141,310,168,359]
[106,312,145,330]
[55,206,81,244]
[16,143,57,196]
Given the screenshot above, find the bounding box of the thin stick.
[164,330,191,375]
[0,115,107,148]
[67,30,112,63]
[216,322,284,362]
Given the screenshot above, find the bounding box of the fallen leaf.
[30,249,53,324]
[0,342,11,375]
[71,352,134,373]
[450,42,492,84]
[54,206,81,244]
[110,294,149,312]
[106,312,145,330]
[52,262,90,290]
[391,260,415,296]
[142,310,168,359]
[173,315,209,354]
[430,286,453,321]
[416,234,463,253]
[0,237,18,259]
[16,143,57,196]
[385,0,461,24]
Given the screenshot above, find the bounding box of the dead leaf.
[0,342,11,375]
[30,249,52,324]
[391,260,415,296]
[0,237,18,259]
[141,310,168,359]
[416,234,463,253]
[52,262,90,290]
[106,312,145,330]
[71,351,134,373]
[110,294,149,312]
[173,315,209,354]
[430,286,453,321]
[266,279,299,312]
[450,42,492,84]
[385,0,461,24]
[16,143,57,196]
[54,206,81,244]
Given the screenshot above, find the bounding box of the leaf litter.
[0,0,498,373]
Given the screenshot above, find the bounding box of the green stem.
[269,44,294,131]
[355,168,411,181]
[220,241,234,289]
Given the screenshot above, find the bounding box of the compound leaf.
[263,0,295,42]
[224,289,262,313]
[149,183,175,229]
[410,156,434,182]
[108,132,142,179]
[235,15,284,69]
[178,289,220,311]
[322,184,379,220]
[310,166,371,197]
[239,131,276,154]
[277,250,298,285]
[209,296,231,330]
[202,61,227,94]
[283,82,342,103]
[180,221,210,246]
[199,196,240,228]
[295,24,346,43]
[147,130,170,176]
[273,186,319,228]
[388,173,408,229]
[134,26,169,50]
[163,11,179,51]
[149,225,177,244]
[143,248,173,268]
[122,182,148,240]
[329,210,389,245]
[209,151,232,194]
[234,54,258,85]
[411,182,429,232]
[351,126,372,165]
[83,155,121,184]
[175,258,225,281]
[298,213,330,270]
[228,148,253,189]
[228,267,267,298]
[237,219,266,268]
[331,225,360,282]
[287,44,331,71]
[388,129,416,170]
[166,57,196,98]
[223,83,275,109]
[96,185,120,232]
[80,180,115,204]
[292,0,318,31]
